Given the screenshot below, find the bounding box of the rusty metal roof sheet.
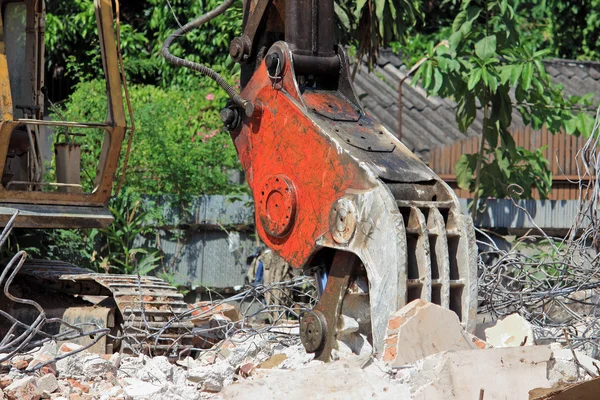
[355,53,600,161]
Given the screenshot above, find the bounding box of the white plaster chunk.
[122,377,164,398]
[485,313,535,347]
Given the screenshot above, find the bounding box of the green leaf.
[500,129,517,160]
[433,69,444,94]
[577,112,594,137]
[484,119,499,147]
[475,35,497,61]
[334,3,350,30]
[510,63,524,86]
[422,61,434,89]
[581,92,595,105]
[467,68,482,91]
[452,10,467,33]
[563,115,578,135]
[353,0,368,20]
[375,0,386,36]
[499,66,513,84]
[495,148,511,178]
[521,63,533,91]
[456,154,475,190]
[449,31,463,50]
[456,94,476,132]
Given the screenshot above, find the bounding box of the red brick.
[67,379,90,394]
[387,316,405,331]
[383,346,397,362]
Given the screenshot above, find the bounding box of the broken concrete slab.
[485,313,535,347]
[396,345,554,400]
[122,377,163,398]
[383,300,483,366]
[222,355,410,399]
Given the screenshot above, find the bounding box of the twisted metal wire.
[478,106,600,355]
[0,218,316,367]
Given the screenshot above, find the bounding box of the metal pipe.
[161,0,254,117]
[16,119,109,129]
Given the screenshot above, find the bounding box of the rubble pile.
[1,300,599,399]
[0,335,315,400]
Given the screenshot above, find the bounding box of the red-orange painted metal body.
[231,47,375,269]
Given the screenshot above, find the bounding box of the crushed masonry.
[0,297,595,399]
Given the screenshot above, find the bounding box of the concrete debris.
[188,360,235,392]
[396,346,555,399]
[122,377,164,398]
[548,343,599,383]
[485,313,536,347]
[37,373,58,395]
[383,299,485,366]
[1,297,598,399]
[4,376,42,400]
[0,335,317,400]
[221,354,411,400]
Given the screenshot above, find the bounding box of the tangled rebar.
[478,106,600,356]
[0,213,316,368]
[0,212,111,371]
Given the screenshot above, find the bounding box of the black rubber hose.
[161,0,254,116]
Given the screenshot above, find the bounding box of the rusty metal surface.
[0,204,113,228]
[0,0,129,219]
[229,39,478,357]
[60,306,115,354]
[18,260,194,354]
[301,251,357,361]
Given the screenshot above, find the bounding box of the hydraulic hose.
[161,0,254,116]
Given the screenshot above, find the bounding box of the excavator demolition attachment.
[163,0,478,362]
[0,0,193,354]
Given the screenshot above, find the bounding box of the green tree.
[413,0,596,207]
[335,0,423,65]
[55,80,243,197]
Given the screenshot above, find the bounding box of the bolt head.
[220,108,236,124]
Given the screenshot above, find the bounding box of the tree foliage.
[56,79,243,197]
[414,0,596,201]
[335,0,422,64]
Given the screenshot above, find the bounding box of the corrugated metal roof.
[356,53,600,161]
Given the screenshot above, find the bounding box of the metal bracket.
[300,251,359,362]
